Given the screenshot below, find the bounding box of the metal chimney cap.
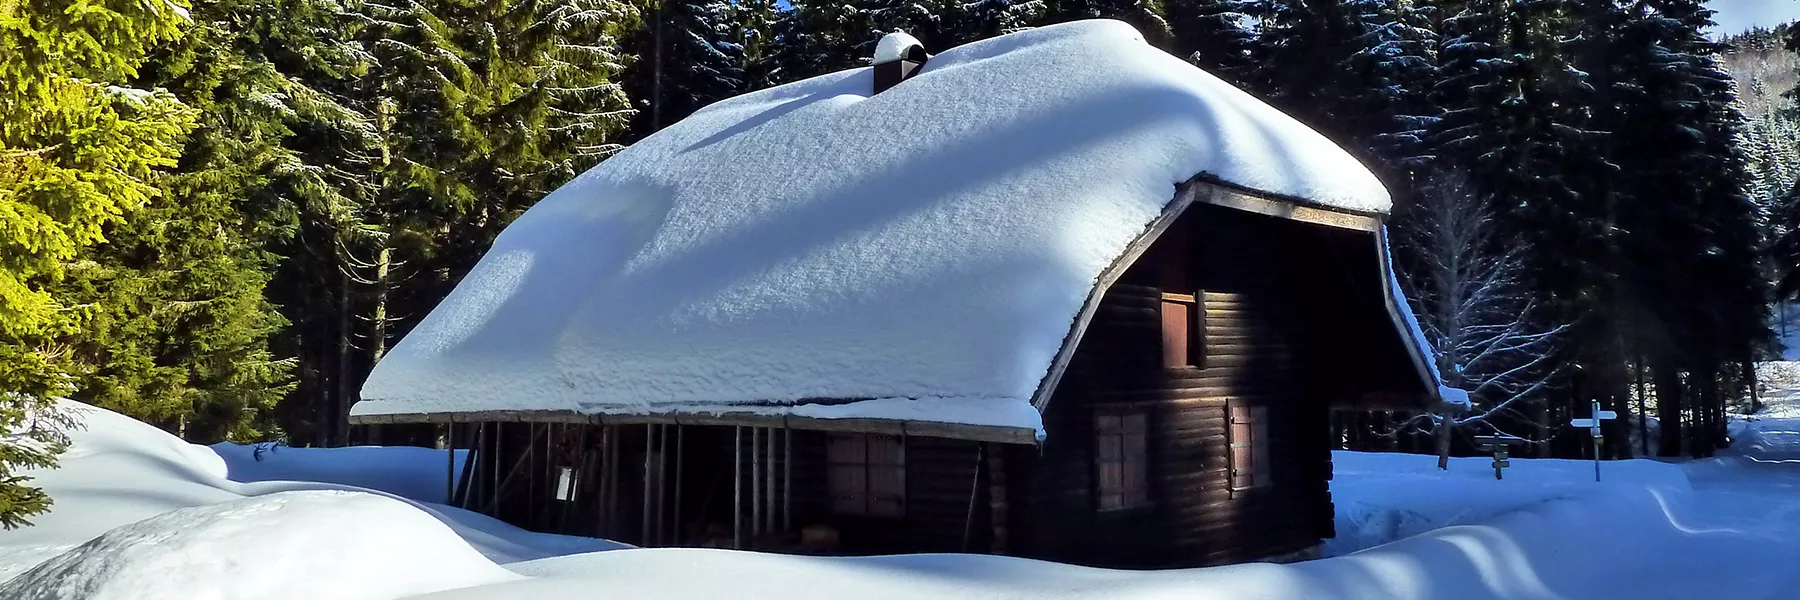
[874,31,927,65]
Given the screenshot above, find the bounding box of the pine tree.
[625,1,745,139]
[1045,0,1172,47]
[770,1,872,83]
[0,0,198,526]
[862,0,962,50]
[1425,0,1623,454]
[735,0,783,90]
[306,0,637,444]
[1164,0,1259,85]
[960,0,1050,42]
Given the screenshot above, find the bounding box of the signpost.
[1569,400,1617,482]
[1472,435,1523,480]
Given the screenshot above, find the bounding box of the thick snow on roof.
[354,20,1392,429]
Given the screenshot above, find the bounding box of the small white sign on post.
[554,466,577,501]
[1570,400,1617,482]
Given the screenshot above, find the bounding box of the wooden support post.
[444,423,455,505]
[537,423,554,528]
[655,424,667,546]
[987,445,1008,554]
[782,427,792,532]
[733,426,743,550]
[453,423,480,509]
[962,443,984,552]
[674,425,685,546]
[484,425,551,515]
[597,425,611,537]
[489,423,502,516]
[642,424,654,546]
[528,424,539,523]
[751,427,763,540]
[765,425,776,535]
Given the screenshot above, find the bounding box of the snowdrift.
[0,400,623,592]
[409,482,1797,600]
[0,491,517,600]
[8,400,1800,600]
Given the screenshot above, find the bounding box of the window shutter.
[1229,403,1255,490]
[1161,300,1190,368]
[1121,412,1149,508]
[1251,406,1272,484]
[1095,409,1151,511]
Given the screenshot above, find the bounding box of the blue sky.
[1709,0,1800,35]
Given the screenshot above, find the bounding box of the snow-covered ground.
[7,393,1800,599]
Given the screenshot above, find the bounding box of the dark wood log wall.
[465,422,992,555]
[1006,204,1341,568]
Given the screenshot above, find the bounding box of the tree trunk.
[1433,414,1452,470]
[372,245,392,363]
[1636,359,1649,457]
[1746,360,1761,415]
[1655,365,1683,457]
[336,265,352,448]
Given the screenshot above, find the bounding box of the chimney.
[873,31,929,94]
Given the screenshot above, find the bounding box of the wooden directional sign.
[1472,435,1523,480]
[1572,400,1616,482]
[1570,402,1617,436]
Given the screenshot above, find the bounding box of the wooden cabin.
[349,22,1445,568]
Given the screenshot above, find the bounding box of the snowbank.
[354,19,1392,431]
[211,442,467,504]
[1326,450,1691,555]
[0,400,624,590]
[12,401,1800,600]
[407,482,1799,600]
[0,491,518,600]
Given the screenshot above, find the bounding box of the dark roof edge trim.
[1374,226,1444,402]
[349,409,1041,445]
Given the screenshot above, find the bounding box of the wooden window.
[827,433,905,517]
[1161,292,1200,368]
[1228,402,1272,491]
[1095,408,1150,511]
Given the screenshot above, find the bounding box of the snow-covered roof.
[352,20,1395,435]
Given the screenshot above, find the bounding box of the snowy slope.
[354,20,1392,429]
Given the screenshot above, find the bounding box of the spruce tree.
[960,0,1050,42]
[862,0,962,50]
[736,0,783,90]
[1045,0,1172,47]
[0,0,198,525]
[309,0,637,444]
[625,1,745,139]
[770,0,871,83]
[1165,0,1260,85]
